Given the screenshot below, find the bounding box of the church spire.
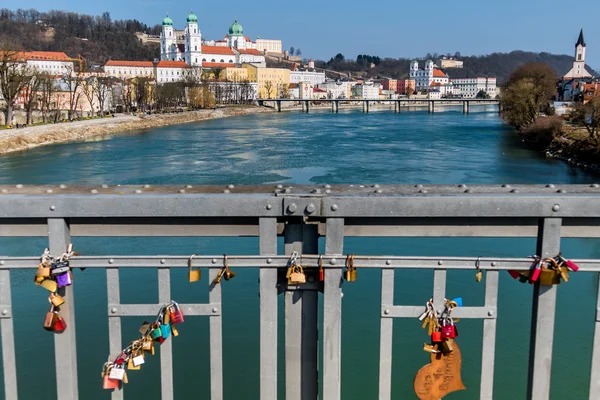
[576,29,586,47]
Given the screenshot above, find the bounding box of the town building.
[241,64,290,98]
[451,77,497,98]
[583,83,600,104]
[155,60,194,84]
[351,83,380,99]
[12,51,73,75]
[104,61,155,79]
[560,29,596,101]
[380,79,398,92]
[316,81,352,99]
[313,87,328,99]
[160,14,267,68]
[255,38,282,54]
[298,82,313,99]
[397,79,416,95]
[410,60,449,89]
[438,57,463,69]
[290,61,326,85]
[219,67,249,82]
[564,29,592,79]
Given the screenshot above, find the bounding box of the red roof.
[156,60,190,68]
[202,45,235,55]
[430,82,442,87]
[289,83,299,89]
[13,51,71,61]
[237,49,263,55]
[433,69,447,77]
[203,62,236,68]
[314,88,327,93]
[105,60,153,67]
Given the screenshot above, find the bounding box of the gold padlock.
[171,325,179,337]
[127,357,140,371]
[289,265,306,284]
[224,268,236,281]
[188,254,201,282]
[39,278,58,292]
[213,269,224,284]
[36,263,51,278]
[539,258,561,285]
[49,293,65,307]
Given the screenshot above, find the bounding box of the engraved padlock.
[441,318,458,339]
[431,330,443,343]
[51,260,70,275]
[169,302,185,325]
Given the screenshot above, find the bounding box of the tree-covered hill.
[0,8,160,66]
[315,51,598,84]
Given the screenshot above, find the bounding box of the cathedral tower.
[564,29,592,79]
[160,15,176,61]
[184,12,202,67]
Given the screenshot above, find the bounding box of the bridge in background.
[257,98,501,113]
[1,184,599,400]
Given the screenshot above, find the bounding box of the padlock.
[51,260,70,275]
[286,267,293,280]
[452,298,463,307]
[539,268,561,285]
[529,261,542,283]
[350,268,357,281]
[54,316,67,332]
[160,323,171,339]
[169,302,185,325]
[132,352,145,367]
[150,324,162,340]
[139,322,151,335]
[558,254,580,272]
[142,337,153,351]
[171,325,179,337]
[43,305,58,331]
[507,270,521,279]
[114,352,127,365]
[213,269,224,284]
[49,293,65,307]
[103,374,120,390]
[36,263,51,278]
[440,338,454,354]
[188,254,201,282]
[475,270,483,282]
[423,343,439,353]
[344,269,352,281]
[318,256,324,282]
[163,308,171,325]
[109,366,125,381]
[56,271,73,288]
[289,265,306,284]
[127,357,141,371]
[441,318,458,339]
[559,266,569,282]
[431,330,443,343]
[39,278,58,292]
[224,268,236,281]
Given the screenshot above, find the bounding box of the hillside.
[0,8,160,66]
[315,51,599,84]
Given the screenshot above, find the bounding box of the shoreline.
[0,106,275,155]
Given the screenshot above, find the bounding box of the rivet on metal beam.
[160,259,166,264]
[276,184,283,189]
[266,258,273,264]
[591,183,600,188]
[419,190,428,194]
[101,184,109,189]
[325,189,331,194]
[0,261,4,266]
[324,184,331,189]
[331,204,338,211]
[546,184,555,188]
[90,189,98,194]
[305,204,315,214]
[179,189,186,193]
[458,184,467,188]
[143,185,151,189]
[384,309,390,315]
[488,309,494,317]
[227,184,235,189]
[223,189,230,194]
[552,204,560,212]
[415,184,423,189]
[59,184,67,189]
[437,260,443,266]
[111,307,117,314]
[108,259,114,264]
[464,189,472,193]
[373,184,380,188]
[49,205,56,211]
[15,184,23,188]
[1,189,7,193]
[186,185,193,189]
[510,189,519,193]
[1,309,7,315]
[502,184,511,188]
[491,262,497,267]
[284,188,291,194]
[266,204,272,210]
[375,189,382,194]
[135,189,142,194]
[287,203,297,213]
[386,260,391,265]
[212,308,218,313]
[557,189,567,193]
[211,258,217,264]
[329,258,337,265]
[46,189,53,194]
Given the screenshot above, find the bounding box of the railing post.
[378,268,395,400]
[48,218,78,400]
[0,269,17,400]
[107,268,123,400]
[158,268,174,400]
[259,218,278,400]
[323,218,344,400]
[209,265,223,400]
[589,273,600,400]
[284,221,318,400]
[527,218,562,399]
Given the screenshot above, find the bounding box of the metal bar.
[158,268,173,400]
[378,269,394,400]
[480,271,499,400]
[107,268,123,400]
[527,218,562,400]
[301,224,319,400]
[432,270,446,314]
[323,218,344,400]
[285,222,303,400]
[0,269,17,400]
[259,218,278,400]
[48,218,78,400]
[5,255,600,270]
[589,272,600,400]
[209,266,223,400]
[381,305,496,319]
[107,303,218,317]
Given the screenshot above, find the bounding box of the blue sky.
[14,0,600,69]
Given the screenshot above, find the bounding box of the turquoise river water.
[0,106,599,399]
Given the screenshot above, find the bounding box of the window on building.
[211,59,215,62]
[578,54,582,61]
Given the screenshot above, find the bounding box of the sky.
[11,0,600,69]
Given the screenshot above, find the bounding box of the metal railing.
[1,184,600,400]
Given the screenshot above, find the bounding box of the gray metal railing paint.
[1,184,600,400]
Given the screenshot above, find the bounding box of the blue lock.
[160,323,171,339]
[453,297,463,307]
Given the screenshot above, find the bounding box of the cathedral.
[160,13,266,69]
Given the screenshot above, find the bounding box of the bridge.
[0,184,599,399]
[257,98,501,113]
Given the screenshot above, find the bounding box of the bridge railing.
[1,184,599,400]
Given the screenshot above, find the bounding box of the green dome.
[187,12,197,23]
[162,14,173,26]
[228,19,243,36]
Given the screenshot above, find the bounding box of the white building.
[316,81,352,99]
[13,51,73,75]
[256,38,282,54]
[104,61,155,79]
[438,57,464,69]
[451,78,497,98]
[564,29,592,79]
[160,14,266,68]
[155,60,195,83]
[290,70,326,85]
[352,83,380,99]
[410,60,449,89]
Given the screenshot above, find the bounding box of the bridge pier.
[463,101,469,114]
[301,101,306,113]
[276,100,282,112]
[394,101,399,113]
[334,101,339,113]
[428,101,434,113]
[306,101,310,113]
[363,101,369,113]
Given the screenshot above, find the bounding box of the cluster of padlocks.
[33,245,79,332]
[508,253,579,285]
[102,301,184,389]
[419,298,461,355]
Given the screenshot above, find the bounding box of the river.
[0,106,598,399]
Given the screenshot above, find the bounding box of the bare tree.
[568,97,600,145]
[0,45,30,125]
[62,64,84,119]
[134,77,153,112]
[82,77,96,117]
[92,76,112,116]
[38,73,57,122]
[21,68,44,124]
[280,83,290,99]
[264,80,274,99]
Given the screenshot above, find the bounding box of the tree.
[296,48,302,56]
[21,68,44,124]
[264,80,274,99]
[38,73,57,122]
[280,83,289,99]
[62,64,84,119]
[92,76,112,116]
[454,51,461,58]
[82,77,97,117]
[134,77,153,112]
[500,63,557,131]
[290,46,295,55]
[568,97,600,145]
[476,90,491,99]
[0,45,31,125]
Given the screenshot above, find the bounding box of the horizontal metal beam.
[2,255,600,271]
[381,305,496,319]
[108,303,220,317]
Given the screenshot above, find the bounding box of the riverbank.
[0,106,274,155]
[544,126,600,174]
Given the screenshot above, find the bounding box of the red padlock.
[558,255,580,272]
[431,330,443,343]
[169,302,185,325]
[54,316,67,332]
[103,374,120,390]
[530,261,542,283]
[441,318,458,339]
[507,270,521,279]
